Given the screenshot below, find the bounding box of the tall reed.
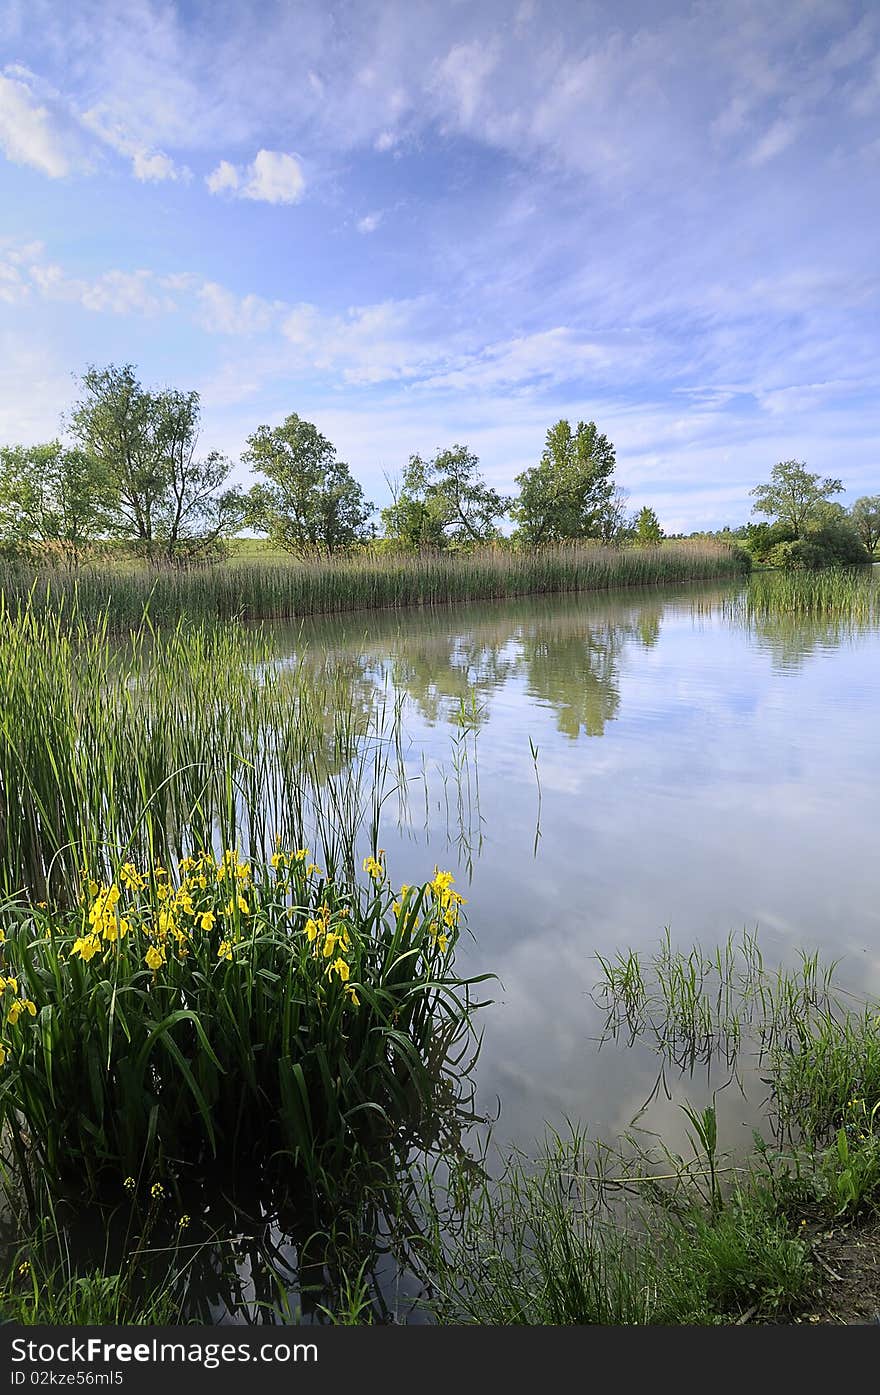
[0,540,750,631]
[0,601,404,904]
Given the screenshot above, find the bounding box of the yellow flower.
[436,933,449,954]
[0,1043,5,1066]
[236,894,250,915]
[71,934,101,963]
[217,939,233,961]
[145,944,165,972]
[362,853,384,882]
[270,852,284,870]
[0,929,5,944]
[200,910,215,932]
[304,917,319,943]
[2,976,17,995]
[178,1214,191,1229]
[123,1176,136,1191]
[24,1000,36,1017]
[345,984,360,1007]
[306,863,323,878]
[328,956,350,982]
[322,932,339,959]
[222,898,235,916]
[120,863,144,891]
[7,1002,23,1026]
[294,848,309,862]
[150,1182,165,1199]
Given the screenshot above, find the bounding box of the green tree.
[243,413,373,556]
[633,506,665,545]
[381,446,507,549]
[0,441,107,567]
[511,419,617,545]
[69,364,242,563]
[749,460,843,538]
[851,496,880,556]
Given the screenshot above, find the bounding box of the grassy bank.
[0,540,749,630]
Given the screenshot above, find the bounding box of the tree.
[381,445,507,549]
[633,505,665,545]
[851,496,880,556]
[0,441,107,567]
[243,414,373,556]
[511,419,617,545]
[68,364,242,563]
[749,460,843,538]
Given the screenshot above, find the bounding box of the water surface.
[286,579,880,1157]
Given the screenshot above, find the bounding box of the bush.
[0,850,486,1197]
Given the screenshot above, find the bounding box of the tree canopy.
[749,460,843,538]
[381,445,507,550]
[511,419,619,544]
[69,363,242,562]
[243,413,374,556]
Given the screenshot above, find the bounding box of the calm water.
[284,578,880,1160]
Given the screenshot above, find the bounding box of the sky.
[0,0,878,533]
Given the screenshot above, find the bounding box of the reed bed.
[0,540,749,631]
[738,566,880,624]
[0,601,409,905]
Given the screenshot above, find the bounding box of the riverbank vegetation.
[0,538,750,629]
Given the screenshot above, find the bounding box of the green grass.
[0,539,750,630]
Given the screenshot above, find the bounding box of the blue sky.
[0,0,878,532]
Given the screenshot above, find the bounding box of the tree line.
[0,363,875,568]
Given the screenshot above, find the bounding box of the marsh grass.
[417,1125,814,1325]
[0,540,749,630]
[594,930,838,1074]
[0,601,413,904]
[739,567,880,624]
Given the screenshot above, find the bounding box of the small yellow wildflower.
[304,917,319,943]
[328,956,350,983]
[123,1176,136,1192]
[178,1214,191,1229]
[200,910,216,932]
[120,863,144,891]
[217,939,233,961]
[236,894,250,915]
[150,1182,165,1199]
[145,944,165,972]
[294,848,309,862]
[71,934,101,963]
[17,1261,30,1278]
[271,851,284,870]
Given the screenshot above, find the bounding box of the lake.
[282,577,880,1161]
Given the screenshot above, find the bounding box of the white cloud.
[0,69,72,176]
[205,159,240,194]
[207,149,305,205]
[131,148,181,182]
[356,211,382,234]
